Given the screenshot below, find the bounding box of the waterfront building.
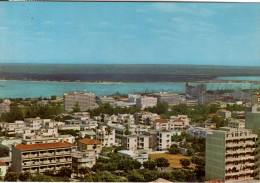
[11,141,75,174]
[78,138,102,154]
[206,127,256,182]
[128,94,141,103]
[99,96,115,106]
[154,92,181,105]
[63,92,97,112]
[136,96,157,109]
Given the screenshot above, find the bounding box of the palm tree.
[105,125,112,146]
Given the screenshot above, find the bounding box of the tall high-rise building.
[63,92,97,112]
[206,127,256,182]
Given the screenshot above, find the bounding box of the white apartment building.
[95,125,116,147]
[121,135,150,151]
[157,131,171,151]
[206,127,256,182]
[63,92,97,112]
[228,120,245,129]
[153,119,169,131]
[170,115,190,126]
[25,118,43,130]
[72,150,96,171]
[136,96,157,109]
[134,112,160,125]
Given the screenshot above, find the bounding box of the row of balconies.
[22,150,71,159]
[226,148,255,155]
[226,142,255,148]
[23,158,72,166]
[22,164,71,173]
[225,156,254,162]
[225,169,254,176]
[225,163,254,170]
[226,153,255,159]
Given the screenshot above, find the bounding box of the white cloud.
[43,21,55,25]
[0,27,8,30]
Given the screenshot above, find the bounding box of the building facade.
[206,127,257,182]
[63,92,97,112]
[11,141,75,174]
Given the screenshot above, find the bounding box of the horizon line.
[0,62,260,67]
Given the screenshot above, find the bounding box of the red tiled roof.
[15,141,75,151]
[208,113,220,117]
[153,119,168,123]
[79,138,102,145]
[0,161,7,166]
[173,118,184,122]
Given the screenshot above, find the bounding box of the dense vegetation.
[88,103,141,117]
[0,102,64,122]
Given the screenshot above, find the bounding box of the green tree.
[143,160,156,170]
[155,157,170,170]
[180,158,191,168]
[57,167,72,178]
[51,96,57,100]
[4,172,18,182]
[78,167,90,178]
[1,106,24,122]
[126,171,144,182]
[168,144,180,154]
[191,156,205,166]
[187,147,195,156]
[43,170,55,177]
[72,102,81,112]
[0,147,9,157]
[18,172,30,181]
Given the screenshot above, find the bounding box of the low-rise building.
[72,150,96,171]
[11,141,75,174]
[228,120,245,129]
[117,150,149,165]
[78,138,102,154]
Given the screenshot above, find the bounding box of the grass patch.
[149,153,195,169]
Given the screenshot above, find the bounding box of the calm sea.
[0,80,259,98]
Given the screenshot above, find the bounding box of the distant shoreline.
[0,78,260,85]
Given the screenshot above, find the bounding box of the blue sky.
[0,2,259,66]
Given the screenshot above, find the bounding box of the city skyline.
[0,2,259,66]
